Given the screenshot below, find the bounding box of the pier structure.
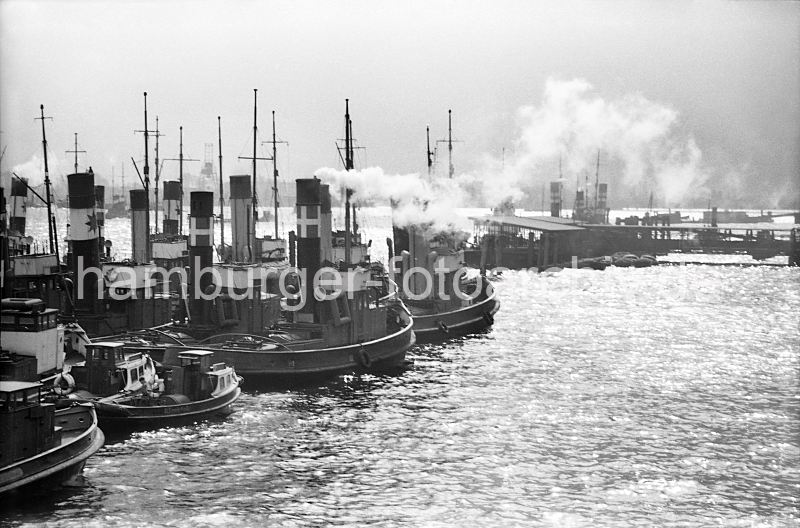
[467,215,585,270]
[465,214,799,269]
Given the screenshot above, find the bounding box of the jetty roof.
[471,215,586,232]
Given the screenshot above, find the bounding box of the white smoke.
[314,166,473,235]
[11,156,46,186]
[483,77,711,207]
[315,78,716,229]
[8,154,69,200]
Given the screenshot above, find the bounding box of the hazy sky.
[1,0,798,208]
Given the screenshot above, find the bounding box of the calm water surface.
[3,209,798,526]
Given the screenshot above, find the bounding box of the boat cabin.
[160,349,231,401]
[79,342,157,395]
[3,254,63,310]
[0,381,60,467]
[0,298,64,377]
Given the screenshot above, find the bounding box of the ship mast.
[426,125,432,179]
[36,105,57,261]
[435,110,460,179]
[65,133,85,174]
[448,109,454,178]
[218,116,224,249]
[153,117,164,234]
[141,93,152,261]
[344,99,353,266]
[237,89,271,262]
[178,126,184,235]
[271,111,279,240]
[594,150,600,214]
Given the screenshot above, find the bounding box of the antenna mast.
[153,117,165,233]
[65,132,86,174]
[448,109,453,178]
[262,112,288,240]
[344,99,353,266]
[426,125,432,179]
[218,116,224,249]
[237,89,271,261]
[143,94,150,259]
[435,110,461,178]
[36,105,57,260]
[132,92,155,261]
[271,111,279,239]
[163,131,199,236]
[594,150,600,214]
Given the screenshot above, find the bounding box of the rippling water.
[4,209,799,526]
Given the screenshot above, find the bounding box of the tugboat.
[387,114,499,343]
[89,101,415,383]
[61,342,242,430]
[391,227,499,343]
[0,381,105,496]
[0,297,104,496]
[164,184,414,382]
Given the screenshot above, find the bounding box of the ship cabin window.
[336,294,350,318]
[0,386,40,411]
[44,313,57,329]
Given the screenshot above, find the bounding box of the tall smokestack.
[320,184,332,264]
[69,172,100,312]
[162,180,181,235]
[95,185,105,255]
[574,190,585,220]
[550,181,562,218]
[10,177,27,235]
[295,179,321,322]
[188,191,214,319]
[230,175,252,262]
[130,189,149,262]
[597,183,608,211]
[1,187,9,294]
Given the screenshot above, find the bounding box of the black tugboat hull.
[165,312,415,383]
[0,404,105,496]
[93,387,242,430]
[411,292,500,344]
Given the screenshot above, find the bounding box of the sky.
[1,0,798,210]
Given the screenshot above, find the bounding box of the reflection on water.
[3,264,798,526]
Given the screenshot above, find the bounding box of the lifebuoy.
[53,372,75,396]
[438,321,450,335]
[357,346,372,369]
[482,312,495,326]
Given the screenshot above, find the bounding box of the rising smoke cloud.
[488,77,711,207]
[314,166,474,235]
[322,78,718,231]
